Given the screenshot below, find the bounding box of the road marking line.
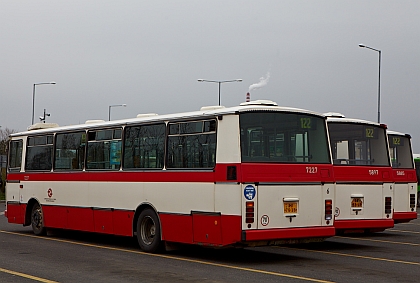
[336,236,420,246]
[282,247,420,266]
[0,267,58,283]
[399,222,420,226]
[0,212,4,216]
[388,229,420,234]
[0,230,334,283]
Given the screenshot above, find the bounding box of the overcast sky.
[1,1,420,151]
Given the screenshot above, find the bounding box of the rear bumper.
[334,219,394,230]
[393,211,417,223]
[242,226,335,241]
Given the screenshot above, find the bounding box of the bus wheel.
[136,208,163,253]
[31,203,46,236]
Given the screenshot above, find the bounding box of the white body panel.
[335,183,393,219]
[216,115,241,163]
[394,182,417,213]
[242,183,334,229]
[15,181,226,215]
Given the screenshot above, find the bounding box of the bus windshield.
[328,123,390,166]
[240,112,330,163]
[388,134,413,168]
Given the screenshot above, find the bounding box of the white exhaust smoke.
[247,72,270,102]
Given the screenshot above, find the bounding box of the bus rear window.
[240,112,330,164]
[329,123,389,166]
[388,134,413,168]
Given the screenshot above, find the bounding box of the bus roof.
[326,116,384,127]
[387,130,412,138]
[11,100,326,137]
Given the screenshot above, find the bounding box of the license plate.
[284,202,298,214]
[351,198,363,208]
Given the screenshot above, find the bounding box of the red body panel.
[158,213,242,246]
[241,163,334,183]
[333,166,393,182]
[243,226,335,241]
[393,212,417,223]
[392,168,417,183]
[334,219,394,230]
[5,202,26,224]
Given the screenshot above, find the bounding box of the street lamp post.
[32,82,56,125]
[359,44,381,123]
[108,104,126,121]
[197,79,242,106]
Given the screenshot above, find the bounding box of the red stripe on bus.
[7,163,335,183]
[243,226,335,241]
[334,219,394,230]
[240,163,334,183]
[393,211,417,223]
[333,166,394,182]
[392,169,417,182]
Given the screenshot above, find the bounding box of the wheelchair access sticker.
[244,185,256,200]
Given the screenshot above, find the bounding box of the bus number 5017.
[306,167,318,174]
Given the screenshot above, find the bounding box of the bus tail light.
[325,199,332,220]
[227,166,237,180]
[245,201,254,223]
[385,197,392,215]
[410,194,416,210]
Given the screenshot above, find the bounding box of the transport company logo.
[45,188,56,202]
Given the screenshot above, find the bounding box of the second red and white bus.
[5,100,335,252]
[326,114,394,233]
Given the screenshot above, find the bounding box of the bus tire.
[136,208,163,253]
[31,203,46,236]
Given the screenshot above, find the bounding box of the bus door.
[6,139,25,224]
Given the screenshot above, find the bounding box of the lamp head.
[358,44,366,48]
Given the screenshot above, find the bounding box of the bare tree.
[1,127,17,195]
[0,127,17,155]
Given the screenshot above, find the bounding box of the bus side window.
[123,124,165,169]
[55,132,85,170]
[87,128,122,170]
[26,135,53,171]
[167,120,216,169]
[8,140,23,172]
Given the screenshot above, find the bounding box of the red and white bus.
[387,130,417,223]
[325,114,394,233]
[5,100,335,252]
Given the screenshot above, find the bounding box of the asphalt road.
[0,202,419,283]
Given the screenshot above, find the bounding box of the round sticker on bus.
[244,185,256,200]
